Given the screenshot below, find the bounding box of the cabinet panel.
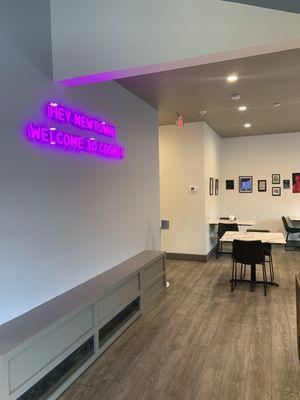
[142,259,164,287]
[8,306,94,393]
[97,275,139,323]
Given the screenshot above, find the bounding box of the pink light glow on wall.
[25,101,126,160]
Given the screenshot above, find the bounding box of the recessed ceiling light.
[199,110,207,116]
[230,93,241,101]
[227,74,238,83]
[244,123,251,128]
[49,127,56,131]
[273,102,281,108]
[238,106,247,112]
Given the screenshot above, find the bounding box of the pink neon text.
[47,102,116,138]
[26,123,125,159]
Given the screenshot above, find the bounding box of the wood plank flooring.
[59,247,300,400]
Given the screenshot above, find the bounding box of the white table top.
[289,216,300,221]
[220,231,286,244]
[209,219,255,226]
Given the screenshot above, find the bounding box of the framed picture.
[239,176,253,193]
[215,179,219,195]
[272,174,280,184]
[226,180,234,190]
[283,179,290,189]
[258,180,267,192]
[272,187,281,196]
[209,177,214,196]
[292,173,300,193]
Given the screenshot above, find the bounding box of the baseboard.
[166,245,217,262]
[166,253,206,262]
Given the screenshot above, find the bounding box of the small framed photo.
[226,180,234,190]
[272,174,280,184]
[258,180,267,192]
[209,177,214,196]
[239,176,253,193]
[272,187,281,196]
[215,179,219,195]
[283,179,290,189]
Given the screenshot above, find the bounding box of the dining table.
[208,219,255,226]
[289,216,300,222]
[220,231,286,290]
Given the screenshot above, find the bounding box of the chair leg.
[234,261,237,283]
[231,261,236,292]
[265,255,271,281]
[269,254,274,283]
[239,264,246,279]
[262,263,267,296]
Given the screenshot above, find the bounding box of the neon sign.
[25,101,125,160]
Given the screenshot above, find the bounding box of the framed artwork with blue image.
[239,176,253,193]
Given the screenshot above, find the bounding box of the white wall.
[220,132,300,232]
[50,0,300,82]
[204,124,221,253]
[159,122,220,255]
[159,123,206,255]
[0,2,160,325]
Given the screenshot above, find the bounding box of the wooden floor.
[60,247,300,400]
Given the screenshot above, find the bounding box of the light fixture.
[199,110,207,116]
[273,102,281,108]
[227,74,238,83]
[238,106,247,112]
[49,127,56,131]
[50,102,58,107]
[244,123,251,128]
[230,93,241,101]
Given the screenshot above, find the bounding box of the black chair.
[216,223,239,258]
[282,216,300,250]
[246,229,274,283]
[232,240,267,296]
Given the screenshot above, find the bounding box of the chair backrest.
[232,240,265,265]
[282,216,291,233]
[217,223,239,238]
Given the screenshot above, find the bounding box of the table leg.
[250,264,256,292]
